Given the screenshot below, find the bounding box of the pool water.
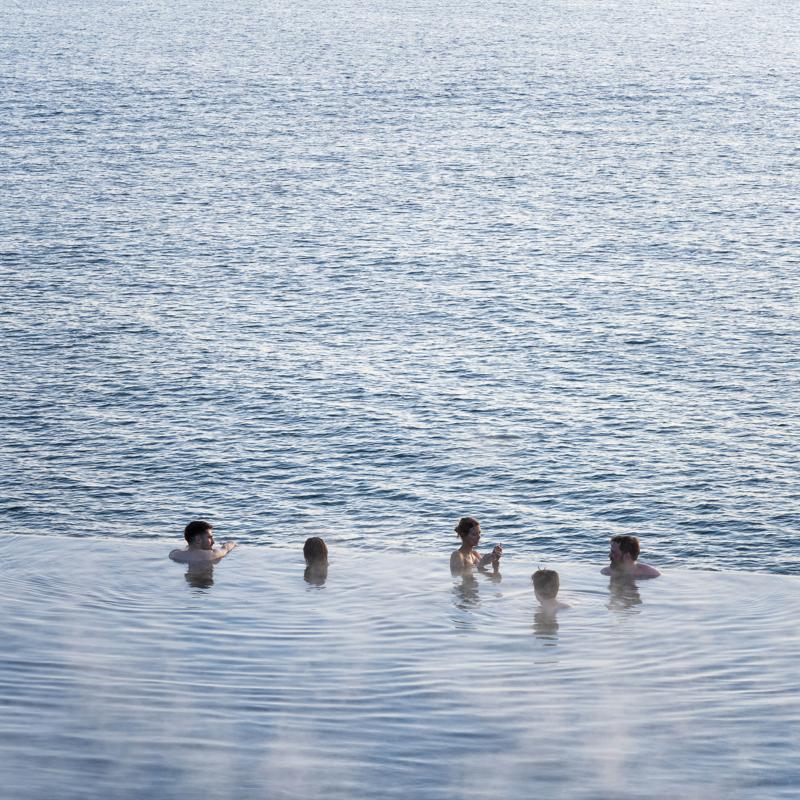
[2,535,798,799]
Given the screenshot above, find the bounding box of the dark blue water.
[2,0,799,572]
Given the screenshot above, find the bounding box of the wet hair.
[532,569,559,599]
[303,537,328,565]
[184,520,212,544]
[611,535,640,560]
[455,517,480,539]
[304,563,328,586]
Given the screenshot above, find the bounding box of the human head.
[532,569,560,600]
[455,517,480,542]
[610,535,640,562]
[184,520,213,546]
[303,537,328,565]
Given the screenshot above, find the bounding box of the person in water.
[450,517,502,573]
[532,568,570,611]
[169,520,237,564]
[601,535,660,578]
[303,536,328,585]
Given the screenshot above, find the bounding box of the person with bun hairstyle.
[450,517,503,573]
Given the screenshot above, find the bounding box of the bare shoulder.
[170,549,218,565]
[635,562,661,578]
[600,566,611,576]
[450,549,465,572]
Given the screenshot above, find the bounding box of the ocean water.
[1,0,799,573]
[2,535,799,800]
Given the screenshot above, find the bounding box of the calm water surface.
[2,535,799,799]
[1,0,799,572]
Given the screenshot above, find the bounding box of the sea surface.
[1,0,799,573]
[2,535,799,800]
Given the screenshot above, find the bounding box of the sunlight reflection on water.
[1,0,799,575]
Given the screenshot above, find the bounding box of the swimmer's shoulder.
[451,549,479,573]
[169,549,218,564]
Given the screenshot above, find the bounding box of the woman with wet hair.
[450,517,503,573]
[303,537,329,586]
[303,537,328,565]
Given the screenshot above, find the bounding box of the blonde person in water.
[532,569,571,612]
[450,517,503,573]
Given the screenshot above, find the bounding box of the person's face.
[609,540,623,562]
[465,524,481,548]
[195,530,214,550]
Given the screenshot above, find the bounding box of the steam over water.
[2,536,800,800]
[3,2,799,797]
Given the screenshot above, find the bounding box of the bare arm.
[169,543,236,564]
[212,542,237,560]
[478,544,503,568]
[450,550,466,573]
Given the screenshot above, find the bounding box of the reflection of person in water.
[533,608,560,640]
[607,576,643,611]
[451,557,503,620]
[532,569,568,642]
[303,537,328,586]
[450,517,503,573]
[452,570,481,610]
[484,561,502,584]
[184,563,215,590]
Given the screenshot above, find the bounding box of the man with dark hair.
[601,535,660,578]
[169,520,237,564]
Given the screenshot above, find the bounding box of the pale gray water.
[1,0,799,573]
[1,535,799,799]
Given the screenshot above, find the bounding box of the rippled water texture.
[1,536,799,799]
[1,0,798,571]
